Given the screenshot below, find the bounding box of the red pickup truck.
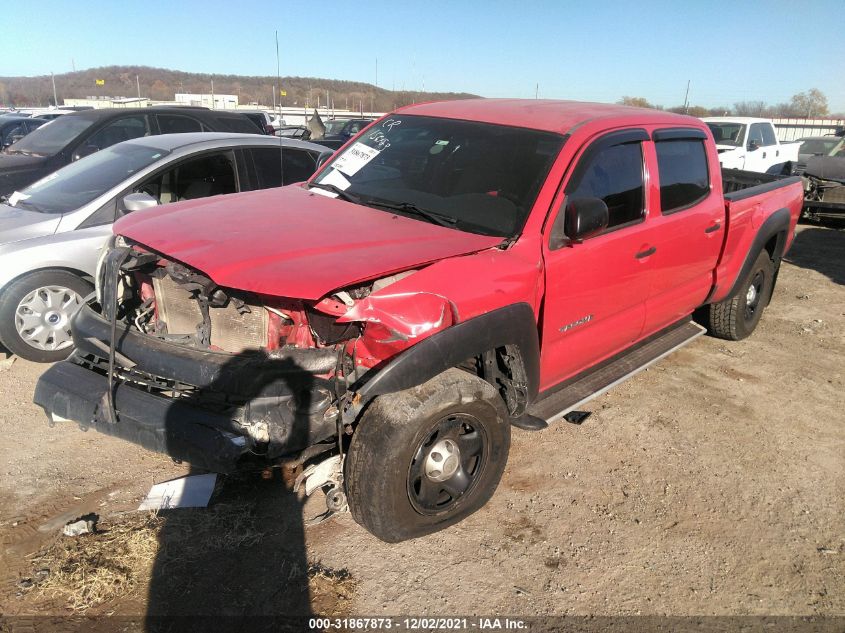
[35,100,804,542]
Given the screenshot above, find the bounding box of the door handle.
[704,222,722,234]
[762,151,767,159]
[635,246,656,259]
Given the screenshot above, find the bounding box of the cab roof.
[395,98,700,135]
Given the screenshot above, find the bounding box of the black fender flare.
[722,207,791,301]
[354,302,541,403]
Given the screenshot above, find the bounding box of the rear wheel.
[0,271,91,362]
[345,368,510,542]
[706,250,774,341]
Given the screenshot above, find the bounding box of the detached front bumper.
[35,361,247,473]
[34,305,341,472]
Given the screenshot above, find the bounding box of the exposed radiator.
[152,275,268,353]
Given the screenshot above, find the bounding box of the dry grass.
[33,512,163,612]
[308,562,356,617]
[31,503,265,613]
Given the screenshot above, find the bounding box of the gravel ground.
[0,224,842,624]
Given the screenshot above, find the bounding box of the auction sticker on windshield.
[333,142,380,177]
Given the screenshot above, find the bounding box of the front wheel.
[0,271,92,362]
[345,368,510,542]
[706,250,774,341]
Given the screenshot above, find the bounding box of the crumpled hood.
[115,185,502,299]
[0,203,61,245]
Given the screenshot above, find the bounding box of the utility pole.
[535,83,539,100]
[136,74,141,99]
[51,72,58,107]
[210,78,214,109]
[683,80,691,114]
[275,30,282,117]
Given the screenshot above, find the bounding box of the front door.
[540,130,655,390]
[743,122,769,172]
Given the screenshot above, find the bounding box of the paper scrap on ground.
[138,473,217,511]
[332,142,379,177]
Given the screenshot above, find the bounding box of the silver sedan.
[0,132,330,361]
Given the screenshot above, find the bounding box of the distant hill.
[0,65,479,111]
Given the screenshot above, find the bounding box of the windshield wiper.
[363,199,457,228]
[307,182,362,204]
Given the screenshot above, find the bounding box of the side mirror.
[747,140,759,151]
[564,197,609,243]
[72,144,99,161]
[122,192,159,213]
[3,134,24,148]
[316,150,334,170]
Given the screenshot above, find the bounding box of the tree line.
[618,89,840,119]
[0,65,477,111]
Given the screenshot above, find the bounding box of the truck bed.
[721,168,793,199]
[710,169,804,305]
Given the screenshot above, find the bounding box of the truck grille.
[153,275,268,353]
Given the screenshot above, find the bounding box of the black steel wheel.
[706,250,775,341]
[407,413,488,515]
[346,368,510,542]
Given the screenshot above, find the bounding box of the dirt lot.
[0,224,843,625]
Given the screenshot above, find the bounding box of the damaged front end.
[801,156,845,219]
[33,238,456,473]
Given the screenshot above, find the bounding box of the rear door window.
[655,139,710,213]
[567,142,645,230]
[156,114,203,134]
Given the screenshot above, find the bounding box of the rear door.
[643,128,724,332]
[540,129,654,389]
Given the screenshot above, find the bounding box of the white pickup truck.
[703,117,800,175]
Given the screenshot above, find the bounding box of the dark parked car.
[0,133,329,361]
[314,118,375,150]
[0,107,264,197]
[237,110,275,135]
[275,125,312,140]
[0,116,47,149]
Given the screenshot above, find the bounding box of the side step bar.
[527,320,706,425]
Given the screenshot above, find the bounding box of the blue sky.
[3,0,844,112]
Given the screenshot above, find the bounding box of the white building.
[175,93,238,110]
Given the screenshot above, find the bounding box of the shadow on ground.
[138,343,356,633]
[785,225,845,286]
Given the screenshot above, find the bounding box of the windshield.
[11,143,169,214]
[798,137,841,156]
[6,116,94,156]
[312,115,565,237]
[707,122,745,147]
[323,120,349,136]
